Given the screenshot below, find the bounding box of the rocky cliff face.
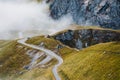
[50,0,120,29]
[53,29,120,49]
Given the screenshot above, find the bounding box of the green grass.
[0,27,120,80]
[26,36,77,58]
[14,59,57,80]
[15,67,54,80]
[0,41,31,76]
[0,39,57,80]
[0,40,12,48]
[26,36,70,51]
[26,36,60,50]
[25,35,120,80]
[59,42,120,80]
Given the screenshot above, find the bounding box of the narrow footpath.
[18,38,63,80]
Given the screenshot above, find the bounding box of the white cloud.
[0,0,73,39]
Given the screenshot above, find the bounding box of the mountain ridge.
[50,0,120,29]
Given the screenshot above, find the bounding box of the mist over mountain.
[0,0,73,40]
[50,0,120,29]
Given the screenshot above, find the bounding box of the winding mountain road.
[18,38,63,80]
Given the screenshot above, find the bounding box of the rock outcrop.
[50,0,120,29]
[53,29,120,49]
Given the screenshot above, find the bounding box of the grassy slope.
[59,42,120,80]
[0,40,30,76]
[26,36,77,58]
[15,67,54,80]
[0,39,57,80]
[26,35,120,80]
[0,30,119,80]
[26,36,60,50]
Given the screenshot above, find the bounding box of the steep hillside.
[59,42,120,80]
[0,39,57,80]
[22,36,120,80]
[24,31,120,80]
[26,35,76,58]
[0,28,120,80]
[0,41,30,76]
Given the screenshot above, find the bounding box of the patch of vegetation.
[0,27,119,80]
[0,41,30,76]
[26,36,60,50]
[59,42,120,80]
[24,34,120,80]
[0,40,11,48]
[15,67,54,80]
[26,36,77,58]
[58,47,78,58]
[0,38,58,80]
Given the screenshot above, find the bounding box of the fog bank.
[0,0,73,40]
